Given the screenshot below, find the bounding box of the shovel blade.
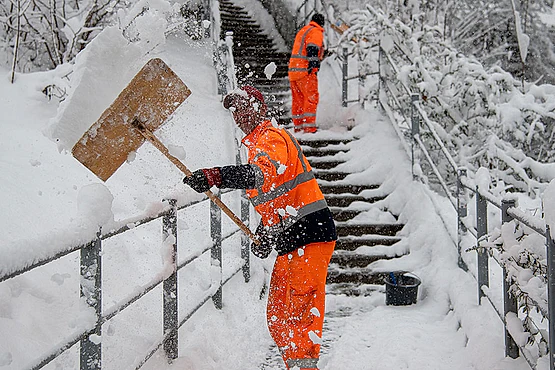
[72,58,191,181]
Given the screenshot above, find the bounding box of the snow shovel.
[72,58,258,244]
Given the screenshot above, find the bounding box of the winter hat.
[223,85,266,110]
[311,13,325,27]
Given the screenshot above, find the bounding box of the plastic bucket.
[385,272,421,306]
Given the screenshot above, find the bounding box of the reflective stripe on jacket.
[242,120,327,235]
[288,21,324,81]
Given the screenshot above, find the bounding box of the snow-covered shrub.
[342,4,555,195]
[0,0,202,75]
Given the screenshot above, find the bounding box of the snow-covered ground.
[0,1,546,370]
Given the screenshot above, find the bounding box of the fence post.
[241,191,251,282]
[501,198,519,359]
[215,42,229,96]
[342,47,348,107]
[476,187,489,304]
[235,142,251,283]
[163,199,178,361]
[224,32,237,91]
[80,231,102,370]
[456,168,468,271]
[211,190,223,309]
[410,94,420,180]
[547,226,555,370]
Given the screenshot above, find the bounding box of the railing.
[337,12,555,370]
[1,190,250,370]
[0,3,252,369]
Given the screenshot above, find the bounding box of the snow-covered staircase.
[218,0,407,295]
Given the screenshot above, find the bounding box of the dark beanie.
[311,13,325,27]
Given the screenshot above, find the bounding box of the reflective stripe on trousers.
[287,358,319,369]
[290,73,319,133]
[267,241,335,369]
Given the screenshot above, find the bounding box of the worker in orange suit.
[289,13,325,133]
[183,85,337,370]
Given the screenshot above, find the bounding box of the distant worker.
[288,13,325,133]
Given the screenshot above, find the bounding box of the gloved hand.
[308,60,320,74]
[251,224,273,259]
[183,168,222,193]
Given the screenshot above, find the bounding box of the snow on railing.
[2,5,252,368]
[335,5,555,369]
[1,190,250,370]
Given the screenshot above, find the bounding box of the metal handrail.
[17,192,247,370]
[6,4,252,368]
[0,190,238,283]
[340,11,554,368]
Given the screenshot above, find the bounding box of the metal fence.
[0,2,255,368]
[337,19,555,370]
[0,190,250,370]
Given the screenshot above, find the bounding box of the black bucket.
[385,272,421,306]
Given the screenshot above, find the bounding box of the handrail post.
[476,187,489,304]
[224,31,237,91]
[215,42,229,96]
[241,190,251,282]
[236,141,251,283]
[410,93,420,180]
[547,226,555,370]
[501,198,519,359]
[456,168,468,271]
[342,46,348,107]
[202,0,211,39]
[80,231,102,370]
[163,198,178,362]
[211,189,223,309]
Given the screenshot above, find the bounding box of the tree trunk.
[10,0,21,83]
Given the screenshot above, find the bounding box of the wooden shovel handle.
[130,119,259,245]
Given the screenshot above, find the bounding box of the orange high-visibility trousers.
[266,241,335,369]
[290,73,319,133]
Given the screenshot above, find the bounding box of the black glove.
[251,224,273,259]
[308,60,320,74]
[306,45,320,74]
[183,168,221,193]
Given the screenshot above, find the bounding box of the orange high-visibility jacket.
[240,121,336,255]
[243,120,325,229]
[288,21,324,81]
[217,120,336,255]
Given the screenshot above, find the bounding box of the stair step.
[327,270,389,285]
[336,235,402,250]
[298,139,352,148]
[314,171,350,182]
[331,252,398,268]
[326,283,382,296]
[310,160,344,170]
[221,17,258,25]
[325,194,385,208]
[304,148,347,157]
[335,223,404,237]
[330,208,363,222]
[220,24,263,34]
[221,14,254,22]
[319,184,380,194]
